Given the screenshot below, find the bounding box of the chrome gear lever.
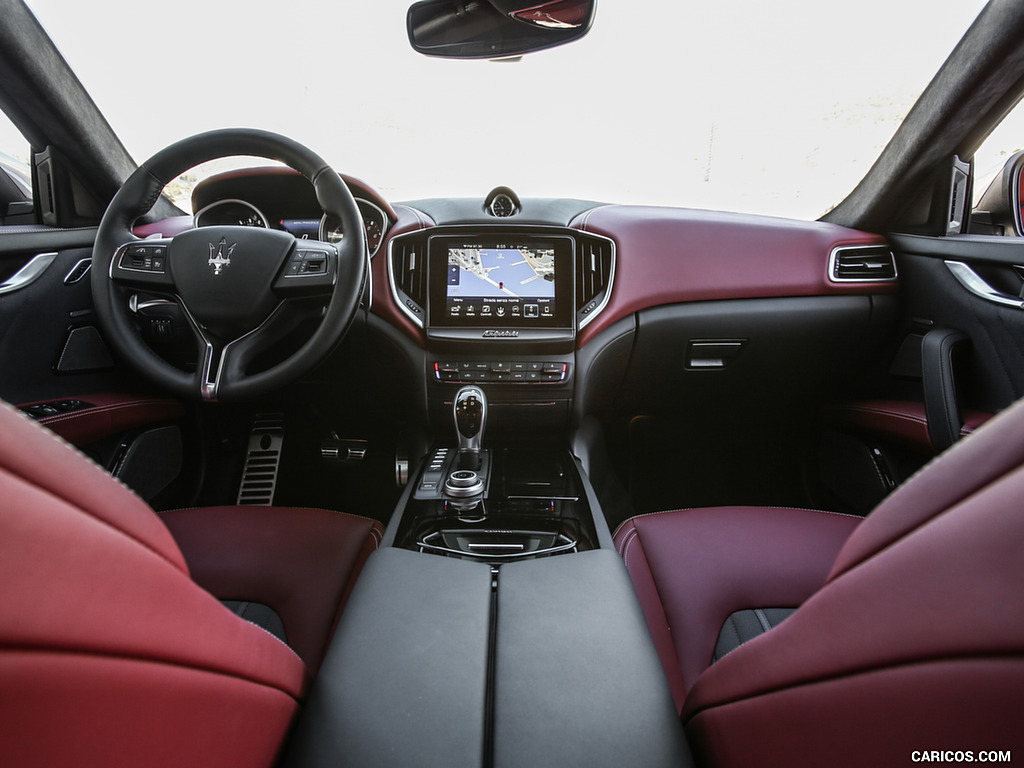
[453,385,487,470]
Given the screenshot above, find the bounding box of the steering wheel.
[92,129,367,401]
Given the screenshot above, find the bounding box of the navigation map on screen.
[446,245,556,320]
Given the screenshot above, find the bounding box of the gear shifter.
[453,385,487,471]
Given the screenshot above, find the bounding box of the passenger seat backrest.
[829,394,1024,578]
[682,397,1024,766]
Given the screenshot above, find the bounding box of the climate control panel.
[433,360,569,384]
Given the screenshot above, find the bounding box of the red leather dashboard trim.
[22,393,185,448]
[572,205,895,347]
[133,216,193,238]
[827,399,993,455]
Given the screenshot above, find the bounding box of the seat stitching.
[38,399,171,427]
[2,401,141,499]
[619,529,640,569]
[844,404,929,426]
[614,506,863,542]
[3,643,304,695]
[237,618,303,663]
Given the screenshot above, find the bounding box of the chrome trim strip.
[110,239,172,276]
[0,252,57,295]
[174,298,219,401]
[575,231,616,331]
[387,230,427,328]
[416,530,578,560]
[318,199,389,258]
[63,258,92,284]
[945,260,1024,309]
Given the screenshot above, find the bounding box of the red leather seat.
[0,400,382,767]
[615,397,1024,766]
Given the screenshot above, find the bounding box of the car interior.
[2,0,1024,765]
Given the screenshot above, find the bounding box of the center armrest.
[282,548,692,768]
[282,548,493,768]
[494,550,691,768]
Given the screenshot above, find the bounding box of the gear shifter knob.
[453,385,487,469]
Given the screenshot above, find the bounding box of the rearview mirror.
[407,0,595,60]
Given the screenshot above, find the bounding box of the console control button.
[432,361,569,384]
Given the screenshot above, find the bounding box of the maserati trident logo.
[208,237,235,276]
[482,329,519,338]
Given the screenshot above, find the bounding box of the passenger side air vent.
[575,233,616,329]
[389,232,428,327]
[829,245,897,282]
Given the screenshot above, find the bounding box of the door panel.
[0,227,142,403]
[890,233,1024,415]
[813,233,1023,514]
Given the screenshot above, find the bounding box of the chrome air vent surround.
[388,231,429,327]
[575,232,615,329]
[829,245,898,282]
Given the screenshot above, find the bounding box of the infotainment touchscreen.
[427,234,575,329]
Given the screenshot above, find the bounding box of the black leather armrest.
[921,328,971,452]
[494,550,692,768]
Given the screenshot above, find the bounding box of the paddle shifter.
[453,385,487,470]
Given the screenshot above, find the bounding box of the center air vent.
[575,233,615,329]
[389,232,428,327]
[829,245,897,282]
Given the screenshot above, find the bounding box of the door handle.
[0,252,58,295]
[945,260,1024,309]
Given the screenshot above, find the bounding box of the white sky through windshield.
[12,0,990,219]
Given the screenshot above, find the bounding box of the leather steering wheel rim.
[92,129,367,401]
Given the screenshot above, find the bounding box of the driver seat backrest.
[0,400,372,767]
[618,395,1024,766]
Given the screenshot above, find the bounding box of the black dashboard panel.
[398,197,605,227]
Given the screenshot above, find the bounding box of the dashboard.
[179,166,901,434]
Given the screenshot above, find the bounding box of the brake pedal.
[237,415,284,506]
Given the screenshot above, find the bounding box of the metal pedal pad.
[236,414,284,506]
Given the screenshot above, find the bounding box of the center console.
[281,225,692,767]
[395,385,600,562]
[387,224,614,434]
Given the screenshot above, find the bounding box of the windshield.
[24,0,986,220]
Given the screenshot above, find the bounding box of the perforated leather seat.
[616,396,1024,765]
[0,400,382,767]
